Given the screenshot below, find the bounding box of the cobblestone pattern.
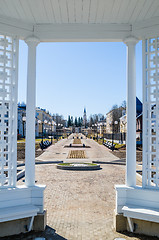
[8,135,157,240]
[32,163,154,240]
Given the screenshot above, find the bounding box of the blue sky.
[18,40,142,119]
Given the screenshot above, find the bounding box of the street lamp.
[53,122,56,141]
[95,123,98,142]
[51,121,53,144]
[102,123,106,144]
[38,119,47,144]
[92,124,94,139]
[37,119,42,143]
[57,123,60,141]
[48,121,52,144]
[22,116,26,138]
[44,119,48,139]
[61,124,64,138]
[109,120,118,151]
[49,120,54,144]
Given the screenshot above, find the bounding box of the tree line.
[67,116,83,127]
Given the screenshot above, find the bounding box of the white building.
[36,107,56,137]
[17,105,56,138]
[120,114,127,134]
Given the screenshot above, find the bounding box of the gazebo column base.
[33,210,47,231]
[0,185,46,237]
[114,211,127,232]
[0,211,47,237]
[115,185,159,238]
[115,212,159,238]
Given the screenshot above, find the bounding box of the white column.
[25,36,39,187]
[124,36,138,187]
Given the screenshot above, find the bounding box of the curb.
[92,161,126,166]
[17,160,63,167]
[17,161,63,181]
[57,163,101,171]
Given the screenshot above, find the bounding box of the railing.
[104,133,126,142]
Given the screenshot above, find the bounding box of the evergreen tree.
[67,115,71,127]
[78,117,81,127]
[71,116,74,126]
[80,117,83,125]
[121,100,126,109]
[75,117,78,127]
[89,116,94,127]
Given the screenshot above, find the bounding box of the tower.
[83,107,87,128]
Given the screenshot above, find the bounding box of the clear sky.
[18,40,142,119]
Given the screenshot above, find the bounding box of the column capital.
[124,36,139,46]
[25,35,40,47]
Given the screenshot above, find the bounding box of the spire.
[83,107,87,128]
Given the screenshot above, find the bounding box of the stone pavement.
[13,134,158,240]
[36,133,119,163]
[37,163,126,240]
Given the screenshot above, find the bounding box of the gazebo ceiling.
[0,0,159,41]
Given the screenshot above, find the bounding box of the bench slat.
[122,205,159,223]
[0,204,39,223]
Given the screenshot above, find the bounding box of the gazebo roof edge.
[0,15,159,42]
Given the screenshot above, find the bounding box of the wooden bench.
[40,140,51,150]
[0,204,39,232]
[103,141,115,150]
[122,204,159,232]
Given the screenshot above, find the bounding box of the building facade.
[36,108,56,137]
[106,107,125,134]
[17,105,56,138]
[119,97,143,138]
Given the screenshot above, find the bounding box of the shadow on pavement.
[121,230,159,240]
[42,225,68,239]
[92,160,126,165]
[0,225,67,240]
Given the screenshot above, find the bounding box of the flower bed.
[57,162,100,171]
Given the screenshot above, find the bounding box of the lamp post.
[95,123,98,142]
[22,116,26,138]
[109,121,113,150]
[39,119,47,144]
[90,126,92,138]
[57,123,61,141]
[109,120,118,151]
[92,124,94,139]
[102,123,106,144]
[51,121,53,144]
[44,119,48,139]
[48,121,52,144]
[53,122,56,142]
[37,119,43,143]
[60,124,63,138]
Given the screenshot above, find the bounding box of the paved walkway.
[36,133,119,163]
[15,134,156,240]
